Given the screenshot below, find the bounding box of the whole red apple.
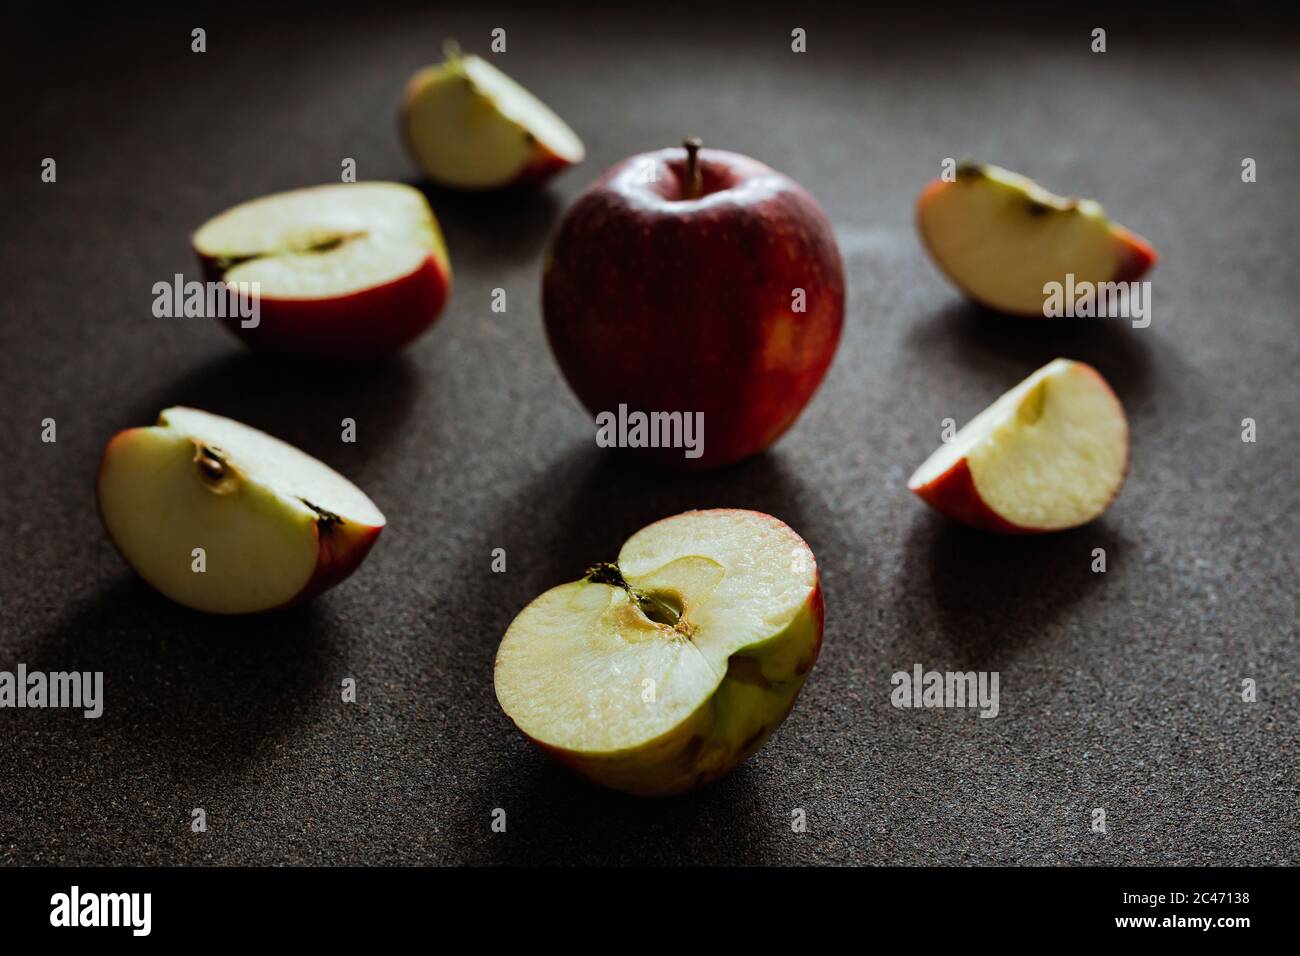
[542,140,845,468]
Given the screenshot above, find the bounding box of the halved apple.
[97,407,385,614]
[908,359,1128,533]
[494,509,824,796]
[917,162,1157,316]
[193,182,451,359]
[400,44,584,189]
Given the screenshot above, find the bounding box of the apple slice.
[494,509,824,796]
[400,44,584,189]
[193,182,451,360]
[908,359,1128,533]
[97,407,385,614]
[917,162,1157,316]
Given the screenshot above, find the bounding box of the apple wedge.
[400,44,584,189]
[193,182,451,360]
[908,359,1128,533]
[97,407,385,614]
[494,509,824,796]
[917,162,1157,316]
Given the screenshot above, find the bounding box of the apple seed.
[195,446,226,482]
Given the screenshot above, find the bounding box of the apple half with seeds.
[917,162,1157,316]
[193,182,451,360]
[97,407,385,614]
[908,359,1128,533]
[494,509,824,795]
[400,43,584,189]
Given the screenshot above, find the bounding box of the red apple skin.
[95,428,385,614]
[197,252,450,361]
[916,177,949,210]
[513,142,580,188]
[297,518,385,606]
[908,458,1033,534]
[908,363,1129,534]
[454,142,574,191]
[1110,224,1158,284]
[543,147,845,469]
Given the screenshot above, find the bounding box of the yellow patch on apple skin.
[759,310,800,371]
[750,305,823,451]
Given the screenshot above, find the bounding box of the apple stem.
[443,39,462,64]
[683,136,703,200]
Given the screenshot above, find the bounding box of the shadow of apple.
[452,750,785,865]
[466,441,822,647]
[6,578,339,822]
[906,300,1157,403]
[897,511,1128,672]
[406,178,564,269]
[120,350,420,469]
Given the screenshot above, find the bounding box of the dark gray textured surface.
[0,3,1296,865]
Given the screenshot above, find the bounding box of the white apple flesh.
[494,509,824,796]
[97,407,385,614]
[918,163,1157,316]
[401,46,584,189]
[908,359,1129,533]
[193,182,451,359]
